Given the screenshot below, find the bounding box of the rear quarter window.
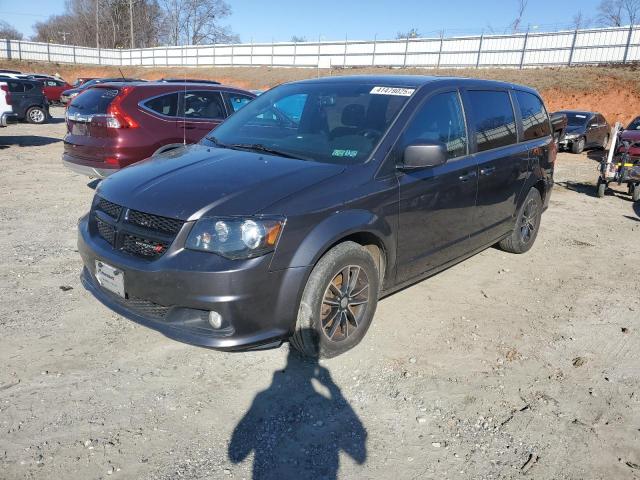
[467,90,517,152]
[144,93,179,117]
[515,91,551,140]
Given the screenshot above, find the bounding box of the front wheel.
[26,106,47,124]
[290,242,379,358]
[498,188,543,254]
[601,135,610,150]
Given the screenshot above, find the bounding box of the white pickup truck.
[0,81,19,127]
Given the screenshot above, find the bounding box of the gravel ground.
[0,108,639,480]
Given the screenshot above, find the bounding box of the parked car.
[2,78,49,124]
[40,78,72,104]
[556,110,610,153]
[615,115,640,157]
[77,75,555,358]
[60,78,144,105]
[63,81,256,177]
[0,81,19,127]
[72,77,97,88]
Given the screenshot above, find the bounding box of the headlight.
[185,217,285,259]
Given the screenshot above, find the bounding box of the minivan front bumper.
[77,215,309,351]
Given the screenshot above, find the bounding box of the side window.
[515,91,551,141]
[467,90,517,152]
[144,93,179,117]
[46,80,57,87]
[401,91,467,160]
[182,91,225,119]
[8,82,25,93]
[227,93,253,112]
[24,83,34,92]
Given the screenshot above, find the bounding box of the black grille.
[122,234,168,258]
[126,210,184,235]
[96,218,116,245]
[121,297,171,320]
[96,198,122,219]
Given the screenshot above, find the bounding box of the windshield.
[204,82,413,164]
[565,113,589,127]
[627,117,640,130]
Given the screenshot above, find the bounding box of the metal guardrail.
[2,25,640,69]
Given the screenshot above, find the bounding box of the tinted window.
[515,91,550,140]
[401,91,467,160]
[144,93,179,117]
[627,116,640,130]
[68,88,119,114]
[8,81,25,93]
[467,90,517,152]
[182,91,225,119]
[227,93,253,112]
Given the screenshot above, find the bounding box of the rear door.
[7,81,26,117]
[396,89,478,282]
[177,90,227,142]
[139,91,181,147]
[463,89,528,247]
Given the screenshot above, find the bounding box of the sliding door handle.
[458,171,477,182]
[480,166,496,176]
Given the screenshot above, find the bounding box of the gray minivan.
[77,75,555,358]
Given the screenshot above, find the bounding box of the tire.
[597,178,606,198]
[498,188,543,254]
[601,135,610,150]
[290,241,380,358]
[26,106,47,124]
[633,183,640,202]
[571,137,585,154]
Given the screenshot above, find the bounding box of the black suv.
[1,78,49,124]
[78,76,555,357]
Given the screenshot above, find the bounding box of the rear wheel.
[571,137,585,154]
[290,241,379,358]
[602,134,610,150]
[498,188,543,254]
[26,106,47,124]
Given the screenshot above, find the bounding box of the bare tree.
[622,0,640,23]
[0,20,23,40]
[290,35,306,43]
[396,28,420,39]
[571,11,592,29]
[597,0,624,25]
[159,0,238,45]
[510,0,529,33]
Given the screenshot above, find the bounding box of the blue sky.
[1,0,604,42]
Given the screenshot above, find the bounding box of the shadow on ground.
[229,345,367,479]
[0,136,61,148]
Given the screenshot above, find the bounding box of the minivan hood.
[96,144,345,220]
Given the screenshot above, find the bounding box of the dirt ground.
[0,108,639,480]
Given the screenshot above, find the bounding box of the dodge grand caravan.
[78,76,555,358]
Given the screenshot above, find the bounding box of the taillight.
[106,86,138,129]
[1,85,12,105]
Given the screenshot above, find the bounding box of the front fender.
[271,209,395,275]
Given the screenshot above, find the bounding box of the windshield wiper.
[228,143,310,160]
[205,135,232,149]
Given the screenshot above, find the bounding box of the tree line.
[1,0,238,48]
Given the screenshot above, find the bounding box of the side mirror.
[399,141,448,170]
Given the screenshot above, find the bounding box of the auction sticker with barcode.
[370,86,415,96]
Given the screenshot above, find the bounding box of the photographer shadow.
[229,343,367,479]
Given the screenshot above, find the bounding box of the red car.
[618,116,640,157]
[41,78,72,104]
[62,82,255,178]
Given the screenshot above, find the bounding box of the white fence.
[3,25,640,69]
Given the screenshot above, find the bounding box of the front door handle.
[480,166,496,176]
[459,171,477,182]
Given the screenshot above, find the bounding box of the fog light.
[208,311,223,329]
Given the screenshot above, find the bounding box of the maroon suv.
[62,82,256,178]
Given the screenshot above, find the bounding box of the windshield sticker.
[370,86,415,96]
[332,149,358,158]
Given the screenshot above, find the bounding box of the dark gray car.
[77,75,555,358]
[556,110,610,154]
